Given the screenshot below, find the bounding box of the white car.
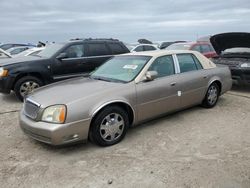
[6,46,33,55]
[13,47,45,57]
[127,44,159,52]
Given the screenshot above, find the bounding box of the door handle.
[170,82,176,86]
[203,76,208,79]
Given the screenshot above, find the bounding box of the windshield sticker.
[123,65,138,70]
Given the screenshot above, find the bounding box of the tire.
[202,82,220,108]
[90,106,129,146]
[14,76,43,101]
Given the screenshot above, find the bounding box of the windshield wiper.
[90,76,111,82]
[90,76,126,83]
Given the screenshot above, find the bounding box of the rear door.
[84,42,113,72]
[175,53,208,108]
[136,55,181,122]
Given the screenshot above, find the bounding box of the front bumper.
[19,110,91,145]
[230,68,250,85]
[0,76,15,94]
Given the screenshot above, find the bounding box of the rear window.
[201,45,212,53]
[144,46,156,51]
[108,43,126,54]
[87,43,110,56]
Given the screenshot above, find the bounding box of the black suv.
[0,38,129,101]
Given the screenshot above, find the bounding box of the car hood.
[0,56,47,66]
[27,77,127,107]
[210,32,250,55]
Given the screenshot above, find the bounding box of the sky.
[0,0,250,44]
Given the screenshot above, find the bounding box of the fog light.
[63,134,79,142]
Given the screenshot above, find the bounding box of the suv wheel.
[14,76,43,101]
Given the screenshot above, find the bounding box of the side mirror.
[144,71,158,81]
[56,52,67,60]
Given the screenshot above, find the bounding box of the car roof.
[122,50,195,57]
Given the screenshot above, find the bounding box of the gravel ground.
[0,86,250,188]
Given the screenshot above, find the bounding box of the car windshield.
[91,55,151,83]
[38,44,64,58]
[166,43,191,50]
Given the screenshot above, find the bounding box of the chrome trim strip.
[172,54,181,74]
[92,100,136,125]
[26,98,41,107]
[61,54,113,61]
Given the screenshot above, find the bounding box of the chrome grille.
[24,99,40,120]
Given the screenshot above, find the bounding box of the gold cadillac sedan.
[19,50,232,146]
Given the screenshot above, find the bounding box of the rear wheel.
[202,83,220,108]
[14,76,43,101]
[90,106,129,146]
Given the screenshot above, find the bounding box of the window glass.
[29,50,42,56]
[64,44,84,58]
[108,43,124,54]
[0,44,13,50]
[88,43,109,56]
[201,45,211,53]
[148,55,175,78]
[177,54,198,73]
[91,55,151,82]
[134,46,143,52]
[192,55,203,70]
[144,46,156,51]
[192,45,201,52]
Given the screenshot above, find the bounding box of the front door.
[136,55,181,122]
[53,44,89,81]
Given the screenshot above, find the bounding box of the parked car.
[127,44,158,52]
[6,46,33,55]
[0,38,130,101]
[19,50,232,146]
[158,41,186,49]
[0,43,35,51]
[210,32,250,86]
[166,42,218,58]
[0,49,12,59]
[13,47,45,57]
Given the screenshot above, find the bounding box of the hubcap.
[20,81,40,97]
[207,85,218,105]
[100,113,125,142]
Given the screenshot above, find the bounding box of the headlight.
[42,105,66,124]
[0,67,8,77]
[240,63,250,68]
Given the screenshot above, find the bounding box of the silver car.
[19,50,232,146]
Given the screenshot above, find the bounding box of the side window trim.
[191,54,203,70]
[172,54,180,74]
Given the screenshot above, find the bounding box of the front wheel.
[90,106,129,146]
[202,83,220,108]
[14,76,43,101]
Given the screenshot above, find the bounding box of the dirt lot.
[0,86,250,188]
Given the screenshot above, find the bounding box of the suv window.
[148,55,175,78]
[201,45,212,53]
[192,45,202,52]
[144,46,156,51]
[108,43,125,54]
[134,46,143,52]
[177,54,202,73]
[87,43,110,56]
[64,44,84,58]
